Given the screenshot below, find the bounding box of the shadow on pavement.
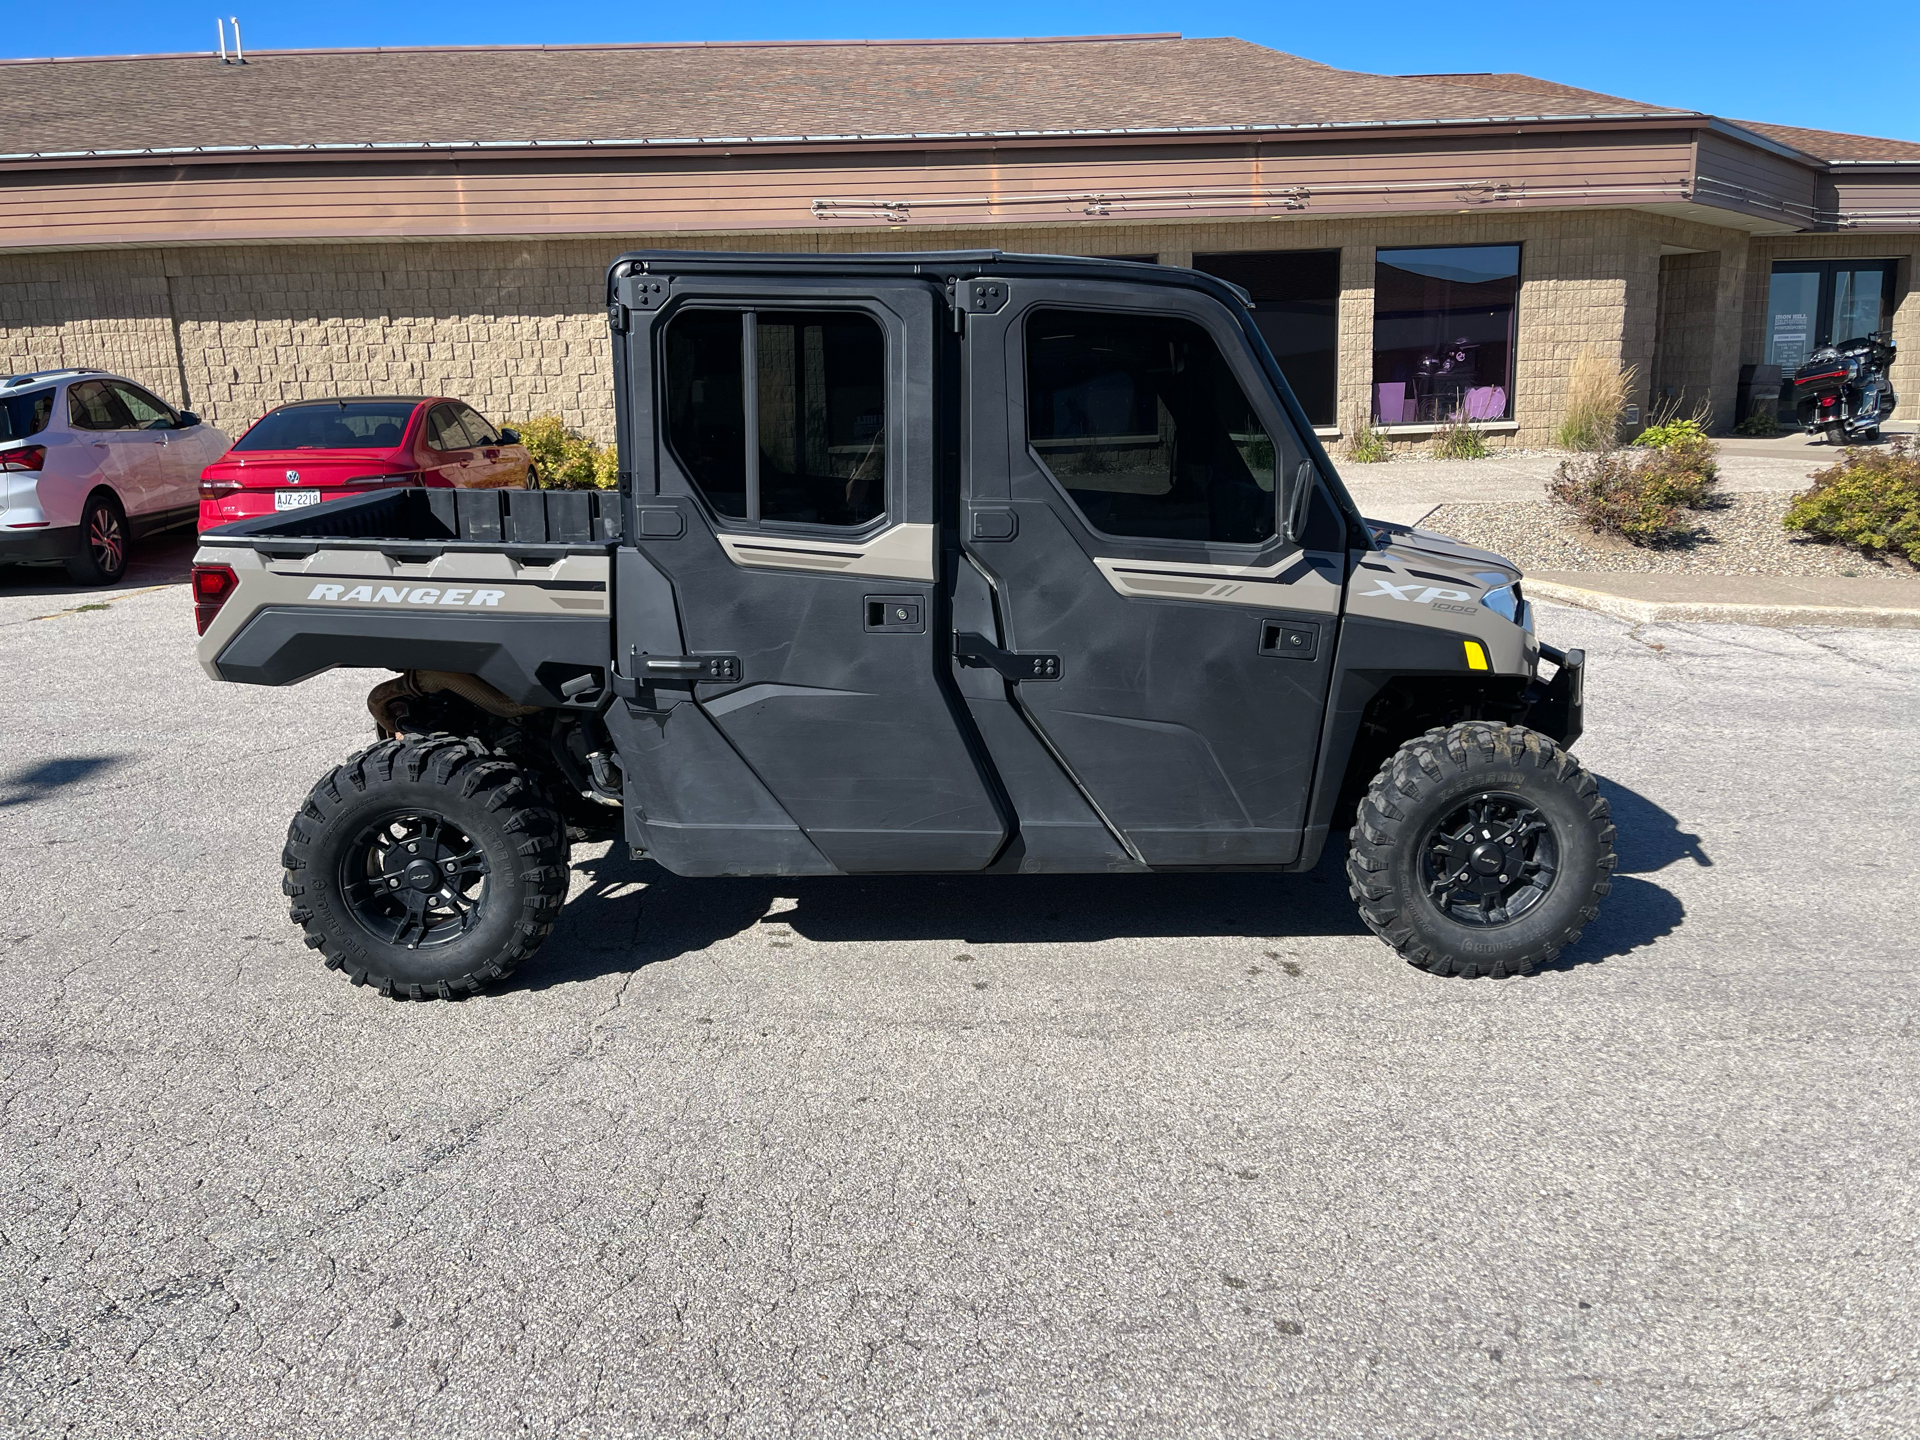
[524,781,1694,988]
[0,755,128,809]
[0,532,196,599]
[1599,778,1712,874]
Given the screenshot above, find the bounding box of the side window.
[67,380,131,432]
[663,310,748,517]
[456,404,499,446]
[108,382,176,430]
[1026,308,1282,546]
[662,307,887,528]
[755,312,885,527]
[424,404,471,452]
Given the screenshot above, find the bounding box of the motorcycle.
[1790,332,1898,444]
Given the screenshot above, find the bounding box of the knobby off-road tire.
[1346,722,1616,978]
[282,735,570,998]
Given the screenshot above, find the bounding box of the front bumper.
[1526,643,1585,749]
[0,524,79,564]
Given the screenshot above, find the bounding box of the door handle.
[954,632,1062,681]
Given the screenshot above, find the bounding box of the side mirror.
[177,411,201,428]
[496,428,520,444]
[1284,460,1316,544]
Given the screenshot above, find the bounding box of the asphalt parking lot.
[0,571,1914,1439]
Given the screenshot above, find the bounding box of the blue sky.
[11,0,1920,143]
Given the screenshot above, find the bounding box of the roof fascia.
[0,111,1715,173]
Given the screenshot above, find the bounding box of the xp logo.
[1363,578,1474,605]
[285,469,300,484]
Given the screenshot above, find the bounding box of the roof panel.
[0,36,1686,157]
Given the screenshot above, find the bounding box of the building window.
[1371,244,1520,425]
[1025,307,1280,546]
[663,308,887,528]
[1764,259,1898,375]
[1193,250,1339,428]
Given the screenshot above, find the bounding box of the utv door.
[958,279,1346,867]
[612,273,1005,875]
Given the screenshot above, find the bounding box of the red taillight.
[200,474,242,499]
[1820,396,1837,408]
[1,444,46,472]
[192,563,238,635]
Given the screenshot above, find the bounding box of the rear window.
[233,402,416,451]
[0,388,54,442]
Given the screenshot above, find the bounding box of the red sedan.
[198,396,538,530]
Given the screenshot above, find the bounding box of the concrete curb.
[1527,578,1920,630]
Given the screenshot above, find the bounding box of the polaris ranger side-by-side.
[192,252,1612,998]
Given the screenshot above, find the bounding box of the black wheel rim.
[88,505,124,576]
[338,810,491,950]
[1420,791,1559,928]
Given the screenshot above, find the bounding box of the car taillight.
[200,475,243,499]
[192,563,238,635]
[344,472,422,486]
[1,444,46,472]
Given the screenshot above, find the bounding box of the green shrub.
[1554,349,1637,452]
[1783,437,1920,563]
[1734,408,1780,437]
[1430,415,1490,460]
[1548,442,1719,545]
[1633,417,1710,451]
[1345,413,1391,463]
[511,414,619,489]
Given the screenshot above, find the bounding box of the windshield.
[0,388,54,443]
[233,402,416,451]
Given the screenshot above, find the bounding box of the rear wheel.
[65,492,127,585]
[282,735,570,998]
[1347,722,1615,978]
[524,466,541,489]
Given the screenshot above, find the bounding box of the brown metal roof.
[0,35,1690,159]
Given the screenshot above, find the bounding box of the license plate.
[274,489,321,511]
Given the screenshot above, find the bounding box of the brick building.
[2,34,1916,447]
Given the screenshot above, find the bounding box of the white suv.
[0,369,231,584]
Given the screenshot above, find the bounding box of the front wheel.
[282,735,570,998]
[1346,723,1616,978]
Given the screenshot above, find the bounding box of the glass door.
[1764,259,1897,417]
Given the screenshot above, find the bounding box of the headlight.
[1479,580,1533,633]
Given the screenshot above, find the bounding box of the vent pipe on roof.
[216,17,227,62]
[230,17,245,64]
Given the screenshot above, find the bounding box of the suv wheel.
[283,735,570,998]
[1346,723,1616,978]
[66,492,127,585]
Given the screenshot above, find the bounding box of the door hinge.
[954,631,1061,681]
[946,277,1010,331]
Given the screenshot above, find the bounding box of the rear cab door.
[956,271,1348,867]
[607,260,1006,875]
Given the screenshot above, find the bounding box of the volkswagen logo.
[285,469,300,484]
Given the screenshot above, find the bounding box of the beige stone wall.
[6,208,1904,458]
[1651,251,1724,421]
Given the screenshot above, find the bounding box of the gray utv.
[193,251,1612,997]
